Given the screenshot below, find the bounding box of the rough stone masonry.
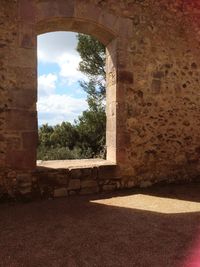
[1,0,200,200]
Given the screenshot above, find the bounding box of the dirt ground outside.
[0,183,200,267]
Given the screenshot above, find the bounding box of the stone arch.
[5,0,132,170]
[36,18,117,46]
[34,2,120,165]
[35,0,119,43]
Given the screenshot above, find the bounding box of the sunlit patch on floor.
[91,194,200,214]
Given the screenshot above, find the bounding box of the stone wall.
[103,0,200,185]
[1,0,200,200]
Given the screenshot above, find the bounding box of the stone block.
[106,117,116,132]
[68,179,80,190]
[6,136,21,150]
[54,187,68,198]
[106,146,116,163]
[56,174,70,186]
[18,182,32,189]
[6,150,36,170]
[16,67,36,90]
[19,187,31,195]
[68,190,78,196]
[106,103,116,117]
[98,165,117,180]
[70,169,97,180]
[118,70,134,84]
[22,131,38,151]
[57,0,75,17]
[107,69,117,86]
[0,134,5,142]
[106,85,116,104]
[80,187,99,195]
[19,23,36,49]
[80,168,93,179]
[118,133,131,147]
[152,71,164,79]
[16,173,31,183]
[7,171,17,179]
[5,48,36,68]
[70,169,82,179]
[36,0,74,24]
[19,0,36,22]
[151,79,161,94]
[81,180,98,188]
[106,130,116,148]
[126,180,135,188]
[7,89,36,109]
[5,109,37,131]
[102,184,116,191]
[140,181,152,188]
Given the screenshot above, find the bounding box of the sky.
[37,31,88,126]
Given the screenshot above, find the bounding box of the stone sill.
[37,159,116,170]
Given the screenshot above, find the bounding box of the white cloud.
[38,73,57,96]
[37,32,78,63]
[37,32,87,86]
[57,52,86,85]
[37,94,88,125]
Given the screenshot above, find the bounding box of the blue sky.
[37,31,88,126]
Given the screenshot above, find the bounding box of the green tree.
[38,124,54,148]
[37,123,82,160]
[50,122,78,149]
[77,33,106,79]
[75,82,106,157]
[76,34,106,158]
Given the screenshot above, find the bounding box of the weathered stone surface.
[18,189,31,196]
[6,150,36,170]
[98,165,118,180]
[54,187,68,198]
[68,179,81,190]
[0,0,200,200]
[102,184,116,191]
[80,187,99,195]
[81,180,98,188]
[5,109,37,131]
[70,169,82,180]
[140,181,153,188]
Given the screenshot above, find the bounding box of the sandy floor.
[0,183,200,267]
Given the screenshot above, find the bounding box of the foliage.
[75,34,106,158]
[37,145,82,161]
[50,122,78,150]
[76,33,106,79]
[77,33,106,98]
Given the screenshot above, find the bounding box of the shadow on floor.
[0,183,200,267]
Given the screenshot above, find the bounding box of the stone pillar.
[4,0,38,170]
[106,39,117,162]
